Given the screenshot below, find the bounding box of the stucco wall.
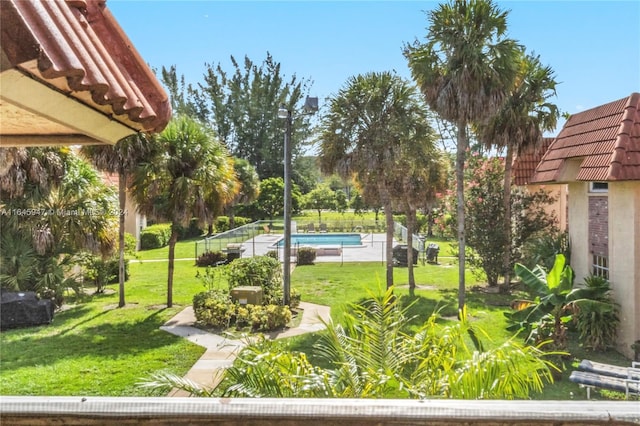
[608,181,640,359]
[567,182,589,284]
[528,184,568,232]
[123,192,145,250]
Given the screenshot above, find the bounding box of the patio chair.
[306,223,315,233]
[319,223,328,233]
[570,360,640,399]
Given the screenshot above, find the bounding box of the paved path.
[160,301,331,396]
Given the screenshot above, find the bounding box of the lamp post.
[278,96,318,306]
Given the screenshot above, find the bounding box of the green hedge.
[214,216,252,233]
[140,224,172,250]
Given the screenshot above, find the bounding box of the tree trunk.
[118,172,127,308]
[456,120,468,314]
[407,207,416,291]
[384,201,394,290]
[167,225,179,308]
[502,146,514,292]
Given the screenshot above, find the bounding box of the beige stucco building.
[531,93,640,359]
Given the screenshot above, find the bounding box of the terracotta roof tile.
[1,0,171,134]
[512,138,554,185]
[531,93,640,183]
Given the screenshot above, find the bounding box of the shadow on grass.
[1,306,177,371]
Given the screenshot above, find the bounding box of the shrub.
[124,232,138,255]
[214,216,252,233]
[196,251,227,267]
[297,247,316,265]
[248,304,292,331]
[227,256,282,305]
[574,275,619,351]
[193,290,236,329]
[139,224,172,249]
[265,250,278,259]
[105,258,130,284]
[290,288,301,309]
[177,218,204,240]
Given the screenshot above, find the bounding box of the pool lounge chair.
[306,223,315,233]
[570,360,640,399]
[319,223,328,233]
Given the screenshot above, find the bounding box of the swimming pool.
[274,233,363,247]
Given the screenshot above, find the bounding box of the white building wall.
[567,182,590,284]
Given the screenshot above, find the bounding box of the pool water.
[275,233,362,247]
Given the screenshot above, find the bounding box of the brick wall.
[588,196,608,258]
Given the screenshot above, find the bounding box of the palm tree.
[319,71,433,289]
[130,116,238,307]
[476,51,559,289]
[81,134,153,307]
[226,157,260,229]
[396,152,448,290]
[405,0,521,311]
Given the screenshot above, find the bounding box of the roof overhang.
[0,0,171,147]
[1,68,135,146]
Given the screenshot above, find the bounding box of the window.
[589,182,608,193]
[592,255,609,279]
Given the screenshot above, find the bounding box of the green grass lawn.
[1,236,635,400]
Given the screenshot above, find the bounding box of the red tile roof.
[1,0,171,134]
[531,93,640,183]
[512,137,554,185]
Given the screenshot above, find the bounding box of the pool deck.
[240,233,393,263]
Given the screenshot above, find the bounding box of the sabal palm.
[476,51,559,288]
[131,115,238,307]
[82,134,153,307]
[319,71,433,288]
[405,0,521,310]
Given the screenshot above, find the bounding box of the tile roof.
[512,137,554,185]
[1,0,171,134]
[531,93,640,183]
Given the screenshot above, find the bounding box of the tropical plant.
[319,71,434,289]
[146,286,555,398]
[405,0,521,311]
[130,115,238,307]
[573,275,619,351]
[508,254,617,351]
[226,158,260,229]
[521,229,571,272]
[475,51,559,288]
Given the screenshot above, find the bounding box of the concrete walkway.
[160,301,331,396]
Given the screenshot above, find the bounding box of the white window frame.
[592,254,609,279]
[589,182,608,193]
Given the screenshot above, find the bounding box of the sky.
[107,1,640,136]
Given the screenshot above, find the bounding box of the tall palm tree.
[81,134,153,307]
[130,116,238,307]
[476,51,559,289]
[405,0,520,311]
[319,71,433,289]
